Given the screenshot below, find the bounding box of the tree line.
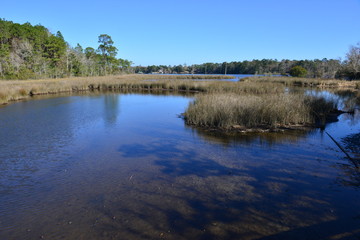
[134,44,360,80]
[1,19,359,80]
[0,19,132,79]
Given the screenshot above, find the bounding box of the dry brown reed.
[0,74,235,105]
[356,82,360,89]
[1,74,342,132]
[244,76,360,88]
[184,93,337,130]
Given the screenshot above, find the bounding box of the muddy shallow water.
[0,92,360,240]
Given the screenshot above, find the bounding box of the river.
[0,91,359,239]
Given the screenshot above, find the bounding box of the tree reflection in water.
[337,132,360,188]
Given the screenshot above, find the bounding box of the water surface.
[0,92,359,240]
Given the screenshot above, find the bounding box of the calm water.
[0,92,360,240]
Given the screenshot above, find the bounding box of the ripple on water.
[0,92,360,240]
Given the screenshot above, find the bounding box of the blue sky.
[1,0,360,66]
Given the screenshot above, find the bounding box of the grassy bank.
[184,93,338,131]
[0,74,350,133]
[2,74,358,106]
[0,74,235,105]
[244,76,360,88]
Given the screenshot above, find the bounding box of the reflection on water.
[104,94,120,126]
[335,163,360,188]
[335,89,360,111]
[0,91,360,240]
[187,127,315,147]
[342,132,360,157]
[306,88,360,112]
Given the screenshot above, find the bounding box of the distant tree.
[173,64,184,73]
[66,44,87,76]
[324,59,341,78]
[146,65,159,73]
[74,43,83,53]
[56,31,64,41]
[43,35,66,65]
[84,47,96,59]
[84,47,99,76]
[289,66,307,77]
[344,42,360,79]
[119,58,132,70]
[97,34,118,75]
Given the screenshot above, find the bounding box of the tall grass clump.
[184,93,338,130]
[356,82,360,89]
[0,92,7,104]
[305,95,338,117]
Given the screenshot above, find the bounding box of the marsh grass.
[86,78,284,94]
[356,82,360,89]
[1,73,343,131]
[1,74,285,105]
[184,93,338,130]
[0,74,235,105]
[244,76,360,88]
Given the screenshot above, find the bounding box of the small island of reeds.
[182,76,356,132]
[183,93,338,132]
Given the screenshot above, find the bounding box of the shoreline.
[184,113,347,134]
[1,75,358,134]
[185,123,315,134]
[0,74,235,106]
[1,75,359,106]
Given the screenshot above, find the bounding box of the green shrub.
[289,66,308,78]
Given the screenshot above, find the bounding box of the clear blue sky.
[1,0,360,66]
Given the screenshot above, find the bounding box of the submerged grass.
[184,93,338,131]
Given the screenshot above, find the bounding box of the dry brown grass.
[1,74,342,132]
[244,76,360,88]
[356,82,360,89]
[0,74,235,105]
[184,93,337,130]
